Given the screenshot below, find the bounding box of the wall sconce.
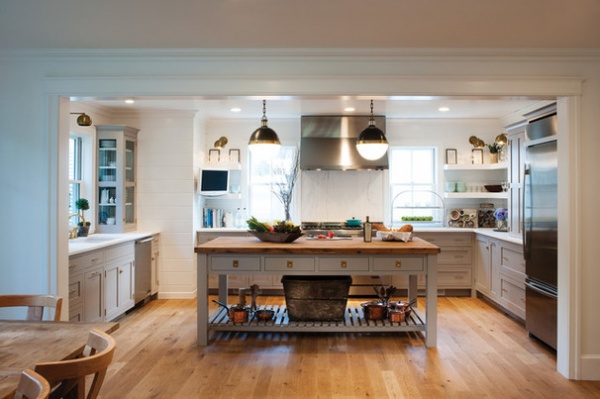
[70,112,92,126]
[214,136,228,148]
[495,133,507,146]
[468,136,485,148]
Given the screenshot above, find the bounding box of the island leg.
[425,253,438,347]
[197,254,208,346]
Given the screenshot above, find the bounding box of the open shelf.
[209,304,426,333]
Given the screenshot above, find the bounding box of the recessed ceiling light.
[230,107,242,112]
[438,107,450,112]
[344,107,355,112]
[124,99,135,104]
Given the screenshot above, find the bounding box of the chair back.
[34,329,116,399]
[0,295,63,321]
[14,368,50,399]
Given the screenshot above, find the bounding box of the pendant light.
[248,99,281,157]
[356,100,388,160]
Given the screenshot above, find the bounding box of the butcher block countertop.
[195,236,440,255]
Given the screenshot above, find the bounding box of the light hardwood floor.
[100,297,600,398]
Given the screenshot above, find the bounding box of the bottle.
[363,216,372,242]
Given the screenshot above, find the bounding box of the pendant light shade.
[248,100,281,157]
[356,100,388,160]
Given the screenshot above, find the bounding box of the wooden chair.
[34,329,116,399]
[0,295,63,321]
[14,368,50,399]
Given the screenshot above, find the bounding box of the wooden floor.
[99,296,600,398]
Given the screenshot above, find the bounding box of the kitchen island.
[195,236,440,347]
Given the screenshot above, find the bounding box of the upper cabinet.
[96,125,139,233]
[443,163,508,200]
[506,123,526,239]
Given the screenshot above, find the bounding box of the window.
[248,146,299,222]
[389,146,438,226]
[68,132,93,227]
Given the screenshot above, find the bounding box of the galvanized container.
[281,275,352,321]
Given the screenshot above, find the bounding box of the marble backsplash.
[300,170,386,222]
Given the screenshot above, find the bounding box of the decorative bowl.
[248,230,303,243]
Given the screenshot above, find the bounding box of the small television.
[198,168,230,196]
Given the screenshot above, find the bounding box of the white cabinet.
[83,266,104,322]
[96,125,139,233]
[413,232,474,293]
[474,233,525,320]
[69,242,135,322]
[151,234,160,295]
[104,242,135,321]
[507,123,526,239]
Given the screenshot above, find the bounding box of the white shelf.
[444,163,507,171]
[444,192,508,199]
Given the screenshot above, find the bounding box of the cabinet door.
[508,128,525,238]
[105,256,135,321]
[83,267,103,322]
[474,236,491,294]
[151,235,160,295]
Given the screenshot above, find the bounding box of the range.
[301,221,391,295]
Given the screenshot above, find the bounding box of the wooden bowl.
[484,185,503,193]
[248,230,303,243]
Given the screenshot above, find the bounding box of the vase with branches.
[271,148,300,222]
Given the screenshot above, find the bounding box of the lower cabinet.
[412,232,474,294]
[69,242,135,322]
[474,233,525,319]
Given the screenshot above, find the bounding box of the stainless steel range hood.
[300,115,389,170]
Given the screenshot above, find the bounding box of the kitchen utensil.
[361,301,387,320]
[254,309,275,321]
[212,300,249,323]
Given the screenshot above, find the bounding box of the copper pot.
[229,306,249,323]
[388,309,406,323]
[361,301,387,320]
[389,300,413,318]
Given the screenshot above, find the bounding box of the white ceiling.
[78,96,554,121]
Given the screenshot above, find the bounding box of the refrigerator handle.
[525,280,558,300]
[522,164,530,259]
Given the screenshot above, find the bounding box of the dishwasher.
[135,236,154,304]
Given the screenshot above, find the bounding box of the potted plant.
[487,142,500,163]
[75,198,91,237]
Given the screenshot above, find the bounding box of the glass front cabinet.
[96,125,139,233]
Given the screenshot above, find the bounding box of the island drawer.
[372,256,424,272]
[318,256,369,271]
[210,256,261,272]
[265,257,315,272]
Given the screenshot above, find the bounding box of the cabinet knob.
[119,269,123,274]
[287,260,293,268]
[341,261,347,269]
[395,261,402,269]
[232,260,239,268]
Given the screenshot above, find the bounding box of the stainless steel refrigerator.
[523,113,558,349]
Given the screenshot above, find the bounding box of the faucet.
[68,214,86,239]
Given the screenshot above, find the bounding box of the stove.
[300,221,390,295]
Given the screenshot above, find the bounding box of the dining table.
[0,320,119,399]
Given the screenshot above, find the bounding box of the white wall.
[0,49,598,379]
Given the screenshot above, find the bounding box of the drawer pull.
[454,255,464,259]
[232,260,239,268]
[341,261,347,269]
[69,289,77,295]
[395,261,402,269]
[90,257,100,263]
[287,260,293,268]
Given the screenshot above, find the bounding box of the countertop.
[68,231,159,256]
[197,227,522,246]
[195,236,440,255]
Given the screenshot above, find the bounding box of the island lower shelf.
[210,304,426,333]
